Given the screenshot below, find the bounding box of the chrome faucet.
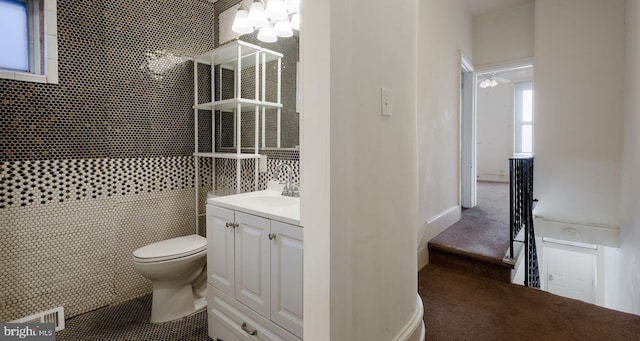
[273,163,299,197]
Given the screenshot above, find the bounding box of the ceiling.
[462,0,532,16]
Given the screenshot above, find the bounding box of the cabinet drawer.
[209,315,243,341]
[208,285,300,341]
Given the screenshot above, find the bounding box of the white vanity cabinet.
[269,221,303,336]
[206,203,303,341]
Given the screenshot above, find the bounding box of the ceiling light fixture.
[479,77,499,88]
[231,5,253,34]
[232,0,300,43]
[479,73,511,89]
[257,24,277,43]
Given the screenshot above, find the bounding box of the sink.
[207,187,300,225]
[240,195,298,208]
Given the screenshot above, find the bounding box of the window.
[515,81,533,155]
[0,0,29,71]
[0,0,58,83]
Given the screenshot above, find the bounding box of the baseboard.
[417,246,429,271]
[534,216,619,247]
[393,294,425,341]
[418,206,461,270]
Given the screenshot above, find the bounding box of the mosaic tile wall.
[0,189,197,321]
[212,150,300,194]
[0,157,212,209]
[0,0,216,161]
[0,0,217,322]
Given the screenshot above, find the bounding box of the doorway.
[542,241,598,304]
[460,60,535,209]
[472,64,533,211]
[476,65,533,182]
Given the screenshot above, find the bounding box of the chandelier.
[232,0,300,43]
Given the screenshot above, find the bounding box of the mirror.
[214,3,300,150]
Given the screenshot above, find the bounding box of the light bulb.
[232,7,254,35]
[248,0,268,28]
[274,18,293,37]
[258,24,277,43]
[290,12,300,30]
[479,79,488,88]
[265,0,287,20]
[490,79,498,87]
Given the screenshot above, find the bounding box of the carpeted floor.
[56,295,207,341]
[419,264,640,341]
[422,181,640,340]
[429,181,510,262]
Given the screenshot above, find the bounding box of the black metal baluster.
[509,157,539,287]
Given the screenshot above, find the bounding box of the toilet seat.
[133,235,206,263]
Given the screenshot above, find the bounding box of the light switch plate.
[381,87,392,117]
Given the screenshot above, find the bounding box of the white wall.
[477,83,513,182]
[473,1,534,66]
[302,0,421,339]
[300,0,331,338]
[416,0,473,264]
[604,0,640,315]
[533,0,625,232]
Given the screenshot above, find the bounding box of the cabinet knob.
[268,233,277,240]
[241,322,257,336]
[225,222,231,228]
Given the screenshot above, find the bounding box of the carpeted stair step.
[428,182,515,283]
[428,241,513,283]
[419,264,640,340]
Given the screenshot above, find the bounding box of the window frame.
[0,0,58,84]
[514,81,533,155]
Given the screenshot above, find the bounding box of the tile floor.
[56,295,207,341]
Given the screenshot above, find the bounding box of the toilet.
[132,234,207,323]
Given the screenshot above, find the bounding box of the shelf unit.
[193,40,283,233]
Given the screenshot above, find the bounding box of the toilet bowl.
[132,234,207,323]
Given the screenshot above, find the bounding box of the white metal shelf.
[194,98,282,111]
[193,40,283,235]
[194,152,261,159]
[193,40,282,69]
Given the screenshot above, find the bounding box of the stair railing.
[509,156,540,288]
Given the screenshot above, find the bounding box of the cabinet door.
[235,212,271,318]
[270,221,303,338]
[207,205,236,298]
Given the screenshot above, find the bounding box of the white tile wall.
[0,157,202,321]
[1,198,118,320]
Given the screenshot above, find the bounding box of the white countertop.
[206,185,301,226]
